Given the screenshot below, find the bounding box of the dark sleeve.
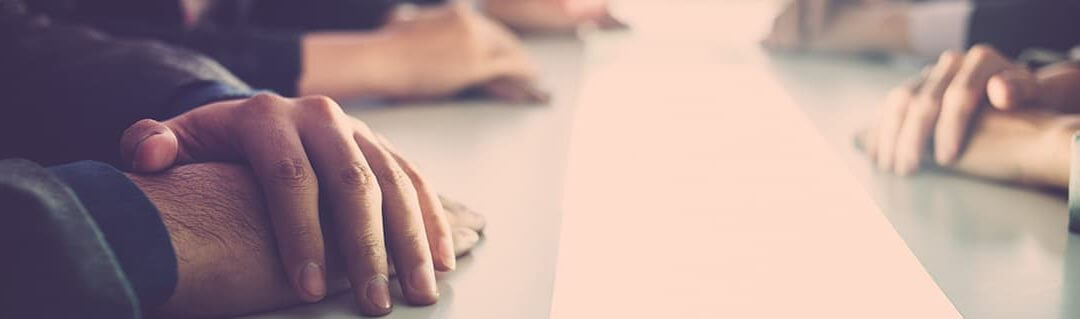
[166,0,407,94]
[0,2,253,167]
[48,160,177,311]
[967,0,1080,58]
[95,24,304,96]
[248,0,397,31]
[0,158,156,319]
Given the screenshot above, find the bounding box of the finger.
[481,77,551,104]
[453,227,481,256]
[802,0,832,38]
[1033,64,1080,112]
[762,1,803,50]
[376,134,456,272]
[236,96,326,303]
[296,97,391,315]
[936,45,1014,165]
[894,50,963,175]
[874,80,919,171]
[593,9,630,30]
[440,194,486,232]
[353,123,438,305]
[987,68,1038,110]
[120,119,180,172]
[866,83,912,159]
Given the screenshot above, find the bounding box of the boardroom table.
[247,1,1078,318]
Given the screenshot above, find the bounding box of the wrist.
[298,32,404,99]
[1027,122,1078,188]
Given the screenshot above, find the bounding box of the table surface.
[247,1,1080,318]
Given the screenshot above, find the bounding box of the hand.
[762,0,910,54]
[863,45,1080,175]
[299,2,548,103]
[119,93,451,316]
[482,0,628,33]
[858,109,1079,188]
[125,163,486,318]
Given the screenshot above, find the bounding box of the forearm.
[298,31,406,99]
[130,164,351,318]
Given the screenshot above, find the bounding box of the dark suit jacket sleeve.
[0,0,253,167]
[0,158,171,319]
[967,0,1080,57]
[93,24,305,96]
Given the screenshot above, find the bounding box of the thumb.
[120,119,180,173]
[986,68,1039,110]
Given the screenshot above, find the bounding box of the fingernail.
[440,239,456,271]
[130,132,161,171]
[409,263,438,302]
[300,261,326,299]
[364,275,392,311]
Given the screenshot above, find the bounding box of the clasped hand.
[122,93,453,316]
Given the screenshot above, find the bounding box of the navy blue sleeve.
[967,0,1080,58]
[47,161,177,310]
[165,81,257,119]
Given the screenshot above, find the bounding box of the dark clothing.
[0,159,174,319]
[0,0,252,166]
[16,0,405,96]
[1,159,147,319]
[967,0,1080,58]
[1,0,254,317]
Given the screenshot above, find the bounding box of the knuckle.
[398,230,427,248]
[938,50,961,65]
[377,167,412,187]
[300,95,344,120]
[240,93,288,116]
[966,44,997,60]
[282,221,320,244]
[248,92,285,107]
[272,158,314,188]
[353,230,388,260]
[339,162,376,188]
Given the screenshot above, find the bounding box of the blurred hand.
[762,0,910,54]
[858,109,1079,188]
[300,2,548,103]
[863,45,1080,175]
[483,0,628,33]
[127,163,486,318]
[119,93,452,316]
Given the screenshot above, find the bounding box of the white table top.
[244,1,1002,318]
[771,43,1080,319]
